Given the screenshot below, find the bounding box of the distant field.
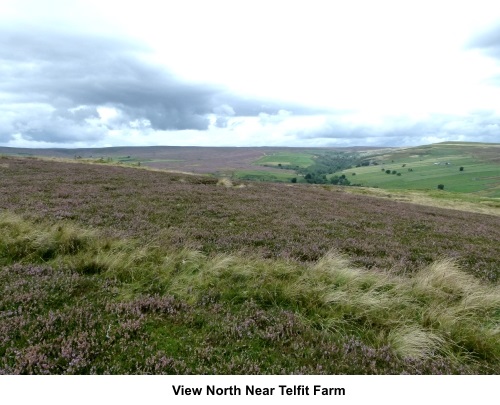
[253,151,316,168]
[336,143,500,198]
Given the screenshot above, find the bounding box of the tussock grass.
[216,177,233,187]
[0,212,95,262]
[388,326,445,359]
[1,212,498,374]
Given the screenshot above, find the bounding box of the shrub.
[437,184,444,190]
[459,167,464,171]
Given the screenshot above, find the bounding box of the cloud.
[468,23,500,59]
[0,29,216,135]
[467,23,500,88]
[2,19,500,148]
[291,111,500,146]
[0,26,313,145]
[259,110,292,125]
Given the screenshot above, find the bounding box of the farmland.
[253,151,316,168]
[335,142,500,197]
[1,155,499,374]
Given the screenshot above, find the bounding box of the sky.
[1,0,500,148]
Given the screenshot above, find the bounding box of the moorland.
[0,142,499,374]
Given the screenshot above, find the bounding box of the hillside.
[0,145,378,177]
[335,142,500,198]
[0,156,499,374]
[4,142,496,197]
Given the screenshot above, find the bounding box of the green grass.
[339,143,500,197]
[253,152,316,168]
[1,212,498,374]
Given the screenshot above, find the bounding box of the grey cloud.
[10,106,107,144]
[0,27,313,144]
[1,29,216,130]
[212,104,236,128]
[55,106,100,121]
[213,104,235,116]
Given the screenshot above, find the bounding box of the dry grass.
[216,177,234,187]
[344,186,500,217]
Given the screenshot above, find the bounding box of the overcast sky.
[1,0,500,148]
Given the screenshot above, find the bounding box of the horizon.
[1,140,499,151]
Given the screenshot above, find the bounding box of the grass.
[343,187,500,217]
[1,212,498,374]
[343,143,500,197]
[253,152,316,168]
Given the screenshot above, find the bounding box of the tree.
[291,177,297,183]
[437,184,445,190]
[459,167,464,171]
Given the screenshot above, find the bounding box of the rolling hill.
[336,142,500,198]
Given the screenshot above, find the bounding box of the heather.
[1,156,499,374]
[0,213,498,374]
[1,157,499,280]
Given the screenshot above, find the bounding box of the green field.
[253,151,316,168]
[336,143,500,198]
